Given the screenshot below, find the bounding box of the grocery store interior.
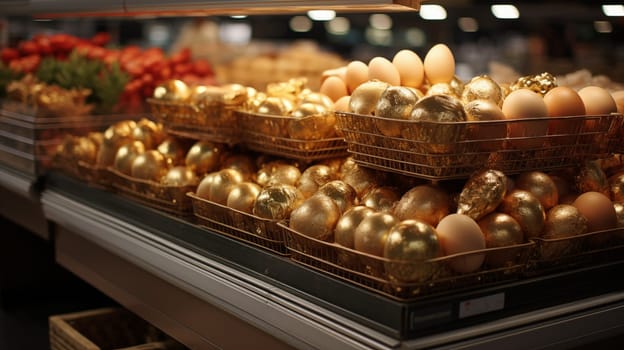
[2,1,624,349]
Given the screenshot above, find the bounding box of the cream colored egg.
[320,76,348,102]
[345,60,370,94]
[578,86,618,115]
[392,49,424,88]
[502,88,548,150]
[334,95,351,112]
[368,57,401,86]
[423,44,455,84]
[612,90,624,114]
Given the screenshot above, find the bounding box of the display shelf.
[0,166,48,240]
[40,172,624,349]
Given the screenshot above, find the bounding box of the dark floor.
[0,217,116,350]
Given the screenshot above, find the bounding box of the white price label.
[459,293,505,318]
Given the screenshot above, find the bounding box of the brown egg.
[578,86,618,115]
[436,214,486,274]
[317,180,357,214]
[576,161,610,196]
[131,119,165,149]
[612,90,624,114]
[162,166,198,186]
[157,137,187,166]
[333,95,351,113]
[392,49,424,88]
[384,219,441,282]
[196,172,217,200]
[464,99,507,151]
[353,212,399,257]
[361,186,401,213]
[185,141,223,175]
[153,79,191,100]
[226,182,261,214]
[499,190,546,240]
[319,76,348,102]
[457,169,508,221]
[609,172,624,202]
[253,184,304,220]
[394,185,450,227]
[297,165,336,198]
[502,88,548,150]
[461,75,504,106]
[423,43,455,84]
[368,57,401,86]
[345,60,369,93]
[287,103,336,140]
[208,168,244,205]
[515,171,559,210]
[573,191,617,233]
[289,194,341,241]
[340,158,381,197]
[131,150,168,181]
[349,80,390,115]
[478,213,524,267]
[374,86,418,137]
[335,206,375,249]
[114,141,146,175]
[543,85,585,115]
[222,154,257,181]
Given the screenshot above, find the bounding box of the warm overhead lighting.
[230,15,248,19]
[491,4,520,19]
[219,23,252,44]
[307,10,336,21]
[405,28,426,47]
[458,17,478,32]
[290,16,313,32]
[369,13,392,30]
[602,4,624,16]
[365,27,392,46]
[419,4,447,20]
[326,17,350,35]
[594,20,613,33]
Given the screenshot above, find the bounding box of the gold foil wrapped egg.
[409,94,466,123]
[457,169,508,221]
[353,212,399,257]
[374,86,418,137]
[297,164,336,198]
[185,141,223,175]
[614,202,624,229]
[317,180,357,214]
[510,72,557,96]
[449,76,465,96]
[253,184,305,221]
[87,132,104,152]
[131,119,165,150]
[256,162,301,187]
[383,219,441,283]
[478,213,524,267]
[114,141,146,175]
[162,166,198,186]
[130,150,168,181]
[96,140,124,167]
[157,137,187,166]
[544,204,588,238]
[515,171,559,210]
[73,137,98,165]
[500,190,546,240]
[153,79,191,101]
[349,80,390,115]
[207,168,244,205]
[299,92,334,109]
[287,103,336,140]
[394,184,450,227]
[609,172,624,202]
[426,83,458,98]
[256,96,293,116]
[222,153,257,181]
[406,94,466,153]
[340,158,382,197]
[576,161,610,196]
[226,182,261,214]
[103,120,136,146]
[335,206,375,249]
[464,99,506,151]
[461,75,504,106]
[246,91,267,111]
[196,172,217,200]
[289,194,341,241]
[221,83,250,105]
[361,186,401,213]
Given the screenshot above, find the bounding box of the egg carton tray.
[147,98,240,145]
[279,223,534,301]
[528,227,624,275]
[188,192,288,255]
[335,112,623,180]
[106,168,196,216]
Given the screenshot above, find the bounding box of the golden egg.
[353,212,399,257]
[349,80,390,115]
[299,92,334,109]
[394,184,450,227]
[246,92,267,112]
[576,161,610,196]
[609,172,624,202]
[130,150,168,181]
[340,159,381,197]
[131,119,165,149]
[196,172,217,200]
[361,186,401,213]
[374,86,418,137]
[96,139,125,167]
[162,166,198,186]
[289,194,341,241]
[464,99,506,152]
[256,96,293,116]
[614,202,624,228]
[226,182,261,214]
[406,94,466,153]
[287,103,336,140]
[222,153,257,181]
[383,219,441,283]
[185,141,223,175]
[461,75,504,106]
[478,213,524,267]
[103,120,136,146]
[266,163,302,187]
[450,76,465,96]
[222,83,249,105]
[253,184,305,221]
[317,180,357,214]
[426,83,458,98]
[157,137,187,166]
[515,171,559,210]
[87,132,104,151]
[208,168,244,205]
[153,79,191,101]
[335,206,375,249]
[500,190,546,240]
[297,164,336,198]
[73,137,98,164]
[544,204,588,238]
[457,169,508,221]
[114,141,146,175]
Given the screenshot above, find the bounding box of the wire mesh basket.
[147,98,240,145]
[106,168,196,216]
[280,223,534,300]
[52,155,110,190]
[188,192,289,255]
[335,111,624,180]
[236,110,348,162]
[529,227,624,274]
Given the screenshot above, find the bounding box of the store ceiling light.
[307,10,336,21]
[326,17,350,35]
[602,4,624,16]
[290,16,313,32]
[594,21,613,33]
[230,15,248,19]
[458,17,478,32]
[365,27,392,46]
[369,13,393,30]
[491,4,520,19]
[405,28,426,47]
[419,4,447,20]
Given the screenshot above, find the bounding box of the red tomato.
[1,48,20,64]
[157,66,172,81]
[170,47,191,65]
[18,41,39,56]
[192,59,213,76]
[87,46,107,61]
[123,61,144,77]
[173,63,192,76]
[33,36,52,56]
[49,34,78,54]
[90,32,111,47]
